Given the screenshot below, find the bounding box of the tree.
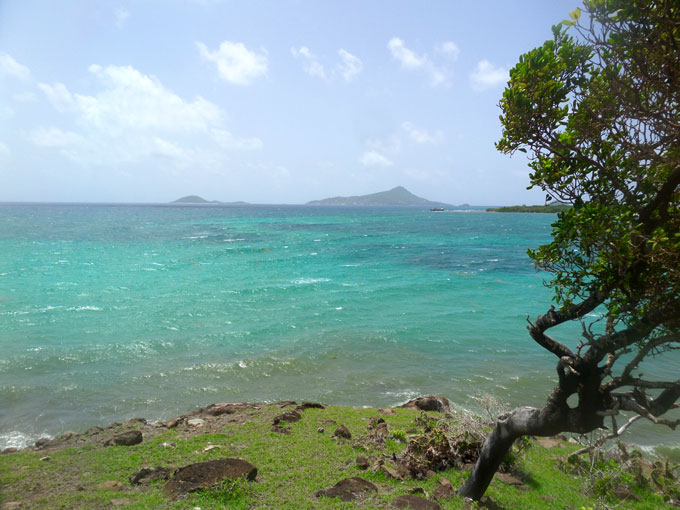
[459,0,680,500]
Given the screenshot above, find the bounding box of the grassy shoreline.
[0,400,673,509]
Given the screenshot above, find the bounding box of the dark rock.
[495,472,529,490]
[317,427,325,433]
[200,402,257,416]
[106,430,143,446]
[368,416,386,428]
[129,467,171,485]
[315,477,378,501]
[614,485,640,501]
[165,417,183,428]
[425,470,437,478]
[296,402,326,411]
[391,494,441,509]
[276,400,298,407]
[164,458,257,499]
[397,396,450,413]
[379,408,397,415]
[382,465,403,480]
[409,487,427,495]
[1,448,19,455]
[272,410,302,425]
[432,479,455,500]
[59,431,78,440]
[39,456,50,461]
[34,438,52,449]
[271,425,290,434]
[86,426,103,435]
[334,425,351,439]
[123,417,147,427]
[356,456,370,470]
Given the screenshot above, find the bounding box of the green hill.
[306,186,450,207]
[487,204,571,213]
[171,195,220,204]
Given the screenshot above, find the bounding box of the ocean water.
[0,203,676,452]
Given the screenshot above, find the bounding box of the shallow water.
[0,203,676,452]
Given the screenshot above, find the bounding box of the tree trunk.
[457,405,567,500]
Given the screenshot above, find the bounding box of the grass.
[0,404,673,509]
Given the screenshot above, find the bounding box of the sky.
[0,0,579,205]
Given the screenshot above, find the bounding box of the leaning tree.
[459,0,680,500]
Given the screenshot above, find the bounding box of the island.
[306,186,451,207]
[486,204,571,213]
[171,195,249,205]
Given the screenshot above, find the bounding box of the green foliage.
[486,204,571,213]
[498,0,680,329]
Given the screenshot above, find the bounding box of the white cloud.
[438,41,460,60]
[360,150,393,168]
[197,41,268,85]
[387,38,449,86]
[78,64,222,134]
[29,64,260,171]
[212,128,263,150]
[291,46,326,79]
[388,38,425,70]
[470,60,508,91]
[39,82,75,111]
[337,49,362,82]
[115,8,130,29]
[401,121,443,145]
[0,53,31,81]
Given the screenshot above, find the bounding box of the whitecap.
[0,431,51,450]
[292,278,330,285]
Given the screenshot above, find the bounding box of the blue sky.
[0,1,578,205]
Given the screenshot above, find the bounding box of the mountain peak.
[306,186,450,207]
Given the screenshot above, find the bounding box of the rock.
[123,417,147,427]
[356,456,370,470]
[334,425,351,439]
[159,441,176,448]
[614,484,640,501]
[276,400,298,407]
[34,438,52,449]
[86,426,103,435]
[409,487,427,495]
[271,425,290,434]
[39,456,50,461]
[106,430,143,446]
[200,402,257,416]
[368,416,386,428]
[379,408,397,415]
[432,479,455,500]
[187,418,205,427]
[315,477,378,501]
[391,494,441,509]
[100,480,125,490]
[295,402,326,411]
[203,444,222,452]
[129,467,171,485]
[381,465,403,480]
[397,396,450,413]
[165,417,183,428]
[164,458,257,499]
[272,410,302,425]
[425,470,437,478]
[59,431,77,440]
[495,472,529,490]
[1,448,19,455]
[317,427,325,433]
[110,498,131,506]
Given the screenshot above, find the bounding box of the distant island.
[171,195,248,205]
[306,186,451,207]
[486,204,571,213]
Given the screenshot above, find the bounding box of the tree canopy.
[460,0,680,500]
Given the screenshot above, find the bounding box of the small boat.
[430,207,445,212]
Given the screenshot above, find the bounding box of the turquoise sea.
[0,204,675,453]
